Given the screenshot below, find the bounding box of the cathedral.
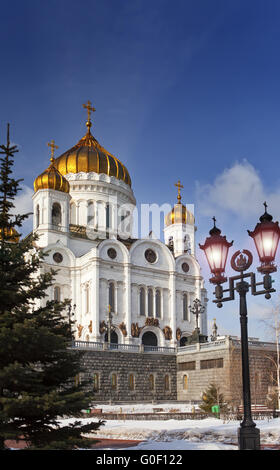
[32,101,208,352]
[28,101,278,406]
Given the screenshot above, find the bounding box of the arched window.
[183,294,189,321]
[36,205,40,228]
[120,209,130,233]
[128,374,135,391]
[109,282,115,312]
[149,374,155,391]
[106,203,110,229]
[111,373,117,390]
[183,375,188,390]
[54,286,61,302]
[93,373,99,391]
[87,201,94,226]
[139,287,145,316]
[184,234,191,253]
[155,290,161,318]
[52,202,62,226]
[148,288,153,317]
[164,375,170,391]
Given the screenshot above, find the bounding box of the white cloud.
[12,184,34,235]
[12,184,33,217]
[195,160,280,220]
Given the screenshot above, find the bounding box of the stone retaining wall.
[80,348,177,402]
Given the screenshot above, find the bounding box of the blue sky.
[1,0,280,340]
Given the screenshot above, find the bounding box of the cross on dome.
[175,180,184,204]
[47,139,59,163]
[83,100,96,132]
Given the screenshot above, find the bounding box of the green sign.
[211,405,220,414]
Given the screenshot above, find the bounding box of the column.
[92,257,100,341]
[153,288,156,318]
[169,272,177,347]
[125,263,132,342]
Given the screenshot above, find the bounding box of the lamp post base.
[238,426,260,450]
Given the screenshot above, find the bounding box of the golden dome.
[165,203,195,226]
[34,157,70,193]
[0,226,20,243]
[165,180,195,226]
[53,129,131,187]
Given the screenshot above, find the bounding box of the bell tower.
[164,180,196,257]
[32,140,71,247]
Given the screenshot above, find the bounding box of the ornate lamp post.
[199,204,280,450]
[103,305,115,347]
[107,304,113,345]
[189,298,205,332]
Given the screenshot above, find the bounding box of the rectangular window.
[148,289,153,317]
[200,358,223,369]
[93,373,99,391]
[155,290,161,318]
[177,361,196,371]
[128,374,135,391]
[183,294,188,321]
[111,373,117,390]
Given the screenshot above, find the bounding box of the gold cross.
[47,139,58,162]
[83,100,96,125]
[175,180,184,203]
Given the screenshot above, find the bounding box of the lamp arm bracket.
[213,272,276,306]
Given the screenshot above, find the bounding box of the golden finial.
[175,180,184,204]
[47,139,59,163]
[83,100,96,133]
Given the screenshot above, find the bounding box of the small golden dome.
[165,203,195,226]
[53,130,131,187]
[165,179,195,226]
[0,226,20,243]
[34,157,70,193]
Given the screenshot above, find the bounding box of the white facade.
[33,167,208,349]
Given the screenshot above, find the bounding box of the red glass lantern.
[199,218,233,284]
[248,202,280,274]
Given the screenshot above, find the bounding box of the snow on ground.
[58,403,280,450]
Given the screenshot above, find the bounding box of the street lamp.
[189,298,205,332]
[107,304,113,345]
[103,305,115,347]
[199,204,280,451]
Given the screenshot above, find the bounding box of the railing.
[71,340,176,354]
[143,345,176,354]
[177,338,228,354]
[72,340,103,350]
[73,337,277,355]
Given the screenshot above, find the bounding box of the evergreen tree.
[0,124,103,450]
[199,383,228,414]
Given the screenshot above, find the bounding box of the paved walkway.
[4,439,280,450]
